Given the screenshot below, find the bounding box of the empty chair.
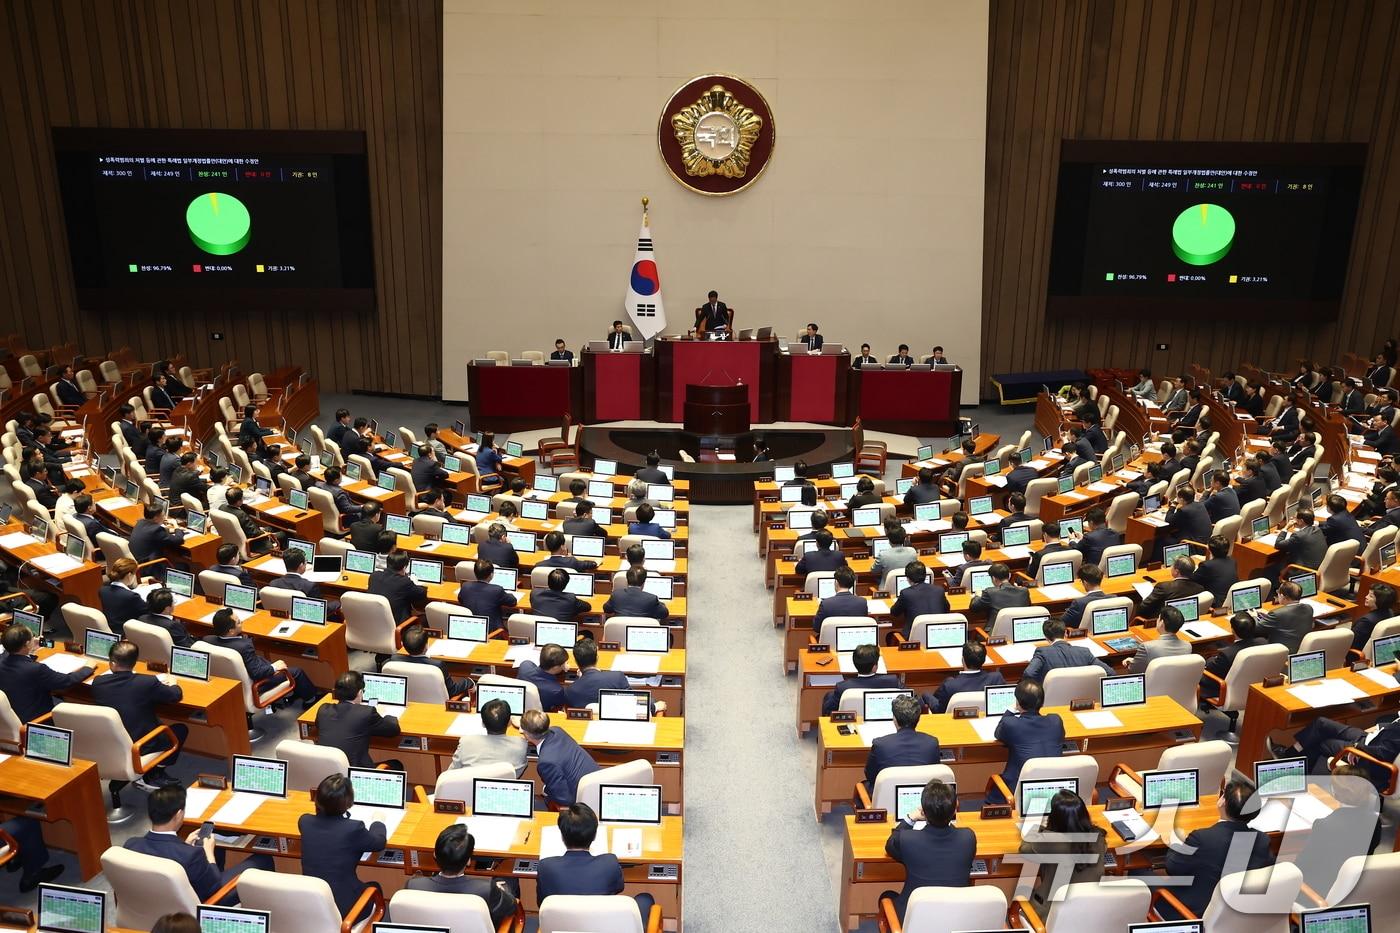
[0,692,22,750]
[1023,477,1059,518]
[1200,644,1289,741]
[1110,740,1232,803]
[993,754,1099,812]
[383,660,458,703]
[275,739,349,792]
[236,868,385,932]
[816,617,889,647]
[52,702,179,822]
[203,642,295,742]
[121,620,174,664]
[1104,492,1140,534]
[1223,577,1272,609]
[1151,862,1301,932]
[100,846,208,930]
[884,886,1008,933]
[198,568,243,602]
[538,894,659,933]
[386,890,502,933]
[1016,879,1150,933]
[1144,653,1206,711]
[904,614,971,647]
[1042,666,1107,708]
[601,616,661,644]
[307,486,351,537]
[1298,627,1353,671]
[860,763,955,812]
[1316,538,1359,593]
[575,760,655,814]
[1306,850,1400,913]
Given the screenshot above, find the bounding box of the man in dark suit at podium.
[550,339,574,362]
[800,323,824,351]
[697,290,730,335]
[853,344,877,368]
[888,345,914,366]
[607,321,632,350]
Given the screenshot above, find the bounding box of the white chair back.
[235,869,353,931]
[122,620,174,664]
[1144,653,1206,711]
[386,890,495,933]
[576,759,655,814]
[1043,879,1150,933]
[51,702,141,781]
[340,591,398,655]
[1015,755,1099,812]
[477,672,543,712]
[383,660,451,703]
[870,764,955,812]
[539,895,645,933]
[101,846,200,930]
[1042,665,1107,708]
[1298,627,1353,671]
[1199,862,1302,933]
[275,739,349,792]
[903,886,1008,933]
[1220,644,1289,713]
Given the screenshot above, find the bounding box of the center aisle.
[680,504,836,931]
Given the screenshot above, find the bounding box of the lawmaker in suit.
[562,500,607,539]
[1069,507,1120,567]
[1026,522,1073,582]
[406,824,518,927]
[990,680,1065,803]
[538,803,655,922]
[853,344,878,368]
[517,644,569,711]
[548,339,574,363]
[1191,535,1238,604]
[1137,556,1206,619]
[1125,605,1192,674]
[521,709,599,806]
[0,623,95,723]
[396,624,471,697]
[204,609,319,704]
[882,780,975,923]
[1256,580,1313,652]
[1060,564,1107,630]
[1017,790,1107,922]
[864,694,941,789]
[348,502,384,551]
[889,562,949,638]
[125,786,272,905]
[368,550,428,623]
[795,529,848,577]
[1003,452,1038,497]
[1163,781,1273,918]
[1291,763,1382,896]
[968,563,1030,632]
[90,640,188,789]
[822,643,903,716]
[923,641,1006,713]
[1273,509,1327,577]
[532,568,591,623]
[813,567,869,639]
[696,290,730,334]
[478,523,520,569]
[603,566,669,621]
[299,773,386,923]
[449,698,527,777]
[1283,716,1400,789]
[1200,612,1268,700]
[607,320,633,349]
[799,323,824,351]
[316,467,364,522]
[268,550,340,614]
[1321,494,1366,549]
[53,366,84,406]
[1161,487,1211,556]
[1203,472,1241,523]
[457,559,517,632]
[563,638,636,710]
[628,503,670,540]
[100,557,149,634]
[1351,582,1397,651]
[903,467,941,506]
[1023,618,1112,681]
[314,671,401,768]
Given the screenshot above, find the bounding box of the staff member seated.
[393,624,472,697]
[1161,779,1273,919]
[549,339,574,362]
[822,643,902,716]
[538,803,655,922]
[923,641,1005,713]
[0,622,95,723]
[406,824,518,927]
[532,568,592,623]
[300,773,387,924]
[814,566,868,639]
[865,694,941,790]
[125,786,273,904]
[969,562,1030,630]
[449,698,527,777]
[990,679,1064,802]
[91,639,187,790]
[799,322,824,351]
[457,559,517,632]
[520,709,598,807]
[368,549,428,623]
[602,566,669,621]
[888,345,914,366]
[315,671,402,769]
[1024,617,1113,680]
[1017,789,1107,922]
[881,780,974,924]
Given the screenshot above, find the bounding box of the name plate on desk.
[980,804,1012,820]
[897,641,922,652]
[986,636,1007,646]
[830,710,856,723]
[1262,674,1285,688]
[197,773,228,790]
[952,706,980,719]
[509,636,530,645]
[434,799,466,815]
[599,642,621,652]
[854,808,888,823]
[1065,628,1087,639]
[445,700,471,713]
[147,661,169,674]
[1069,698,1095,711]
[806,643,829,653]
[793,593,814,602]
[566,708,594,721]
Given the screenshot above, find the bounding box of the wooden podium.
[683,383,749,435]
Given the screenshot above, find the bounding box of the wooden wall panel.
[0,0,442,396]
[983,0,1400,392]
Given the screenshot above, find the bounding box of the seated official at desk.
[326,408,353,448]
[1255,580,1311,652]
[316,671,402,770]
[903,467,940,506]
[538,803,655,922]
[269,550,341,614]
[628,503,670,540]
[1017,789,1107,922]
[518,643,569,712]
[204,608,320,705]
[564,636,662,715]
[1024,618,1112,681]
[349,501,384,552]
[1161,487,1211,558]
[479,522,520,569]
[865,694,941,790]
[751,439,772,462]
[369,549,429,624]
[1293,763,1382,895]
[888,345,914,367]
[1203,470,1241,522]
[1273,508,1327,576]
[814,566,868,639]
[0,623,95,722]
[990,680,1064,802]
[823,643,902,716]
[458,559,517,632]
[412,489,453,520]
[846,476,882,513]
[944,539,989,588]
[1060,564,1107,630]
[395,624,472,697]
[1199,611,1266,702]
[449,697,526,776]
[126,786,273,905]
[925,346,951,365]
[130,502,187,565]
[562,501,606,539]
[1138,557,1205,619]
[796,529,848,577]
[890,563,949,638]
[91,640,187,790]
[1321,494,1365,549]
[603,566,669,622]
[100,557,149,635]
[1352,582,1397,651]
[800,322,824,351]
[634,450,670,485]
[696,290,729,334]
[287,454,317,491]
[872,526,919,583]
[1277,713,1400,789]
[923,641,1005,714]
[1067,507,1120,567]
[301,773,387,924]
[881,780,974,923]
[549,338,574,363]
[1025,521,1072,581]
[607,320,634,349]
[1003,453,1038,497]
[520,708,598,807]
[1162,779,1273,919]
[539,531,598,572]
[533,568,592,623]
[796,507,830,542]
[407,824,518,927]
[938,439,978,497]
[1190,535,1238,605]
[969,563,1030,630]
[170,452,210,508]
[316,467,364,523]
[1123,605,1190,674]
[853,344,877,368]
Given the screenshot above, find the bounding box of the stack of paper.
[1359,667,1400,690]
[1248,794,1332,833]
[968,718,1001,741]
[459,815,521,853]
[999,545,1032,561]
[857,722,898,745]
[348,805,407,841]
[1181,620,1230,640]
[211,793,267,825]
[1074,710,1122,730]
[935,647,966,668]
[1088,481,1118,493]
[266,504,299,516]
[0,532,38,548]
[183,787,222,820]
[610,826,644,858]
[446,714,486,737]
[258,558,289,575]
[610,653,661,674]
[1287,680,1366,709]
[537,824,606,858]
[1301,597,1341,618]
[991,643,1039,664]
[583,721,656,745]
[1038,583,1085,601]
[1060,490,1089,501]
[505,645,542,666]
[94,498,135,513]
[428,639,477,659]
[1132,582,1155,598]
[865,599,891,615]
[41,653,90,674]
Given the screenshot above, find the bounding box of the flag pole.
[642,195,649,227]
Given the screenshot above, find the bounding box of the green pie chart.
[186,192,251,256]
[1171,202,1234,266]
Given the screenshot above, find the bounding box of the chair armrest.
[340,883,385,933]
[1338,745,1399,796]
[987,773,1013,803]
[413,785,429,805]
[1148,887,1197,921]
[394,616,420,649]
[1200,669,1227,707]
[1181,539,1208,551]
[130,724,181,773]
[1012,895,1047,933]
[498,901,526,933]
[1108,762,1143,797]
[1012,571,1034,586]
[854,782,873,810]
[643,904,662,933]
[1296,882,1328,909]
[137,557,168,575]
[877,894,904,933]
[250,670,296,709]
[0,828,19,869]
[203,873,243,906]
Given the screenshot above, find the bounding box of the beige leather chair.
[383,659,457,703]
[988,605,1049,640]
[275,739,349,792]
[1299,627,1353,671]
[1144,653,1206,711]
[486,350,509,365]
[576,760,655,815]
[1104,492,1141,534]
[888,886,1008,933]
[477,673,542,713]
[52,702,179,822]
[1305,850,1400,913]
[61,602,112,645]
[1110,740,1233,803]
[860,763,955,813]
[601,616,660,643]
[307,486,351,537]
[903,614,970,648]
[340,592,401,657]
[993,754,1099,813]
[1023,477,1059,519]
[387,890,502,933]
[210,508,272,560]
[1098,542,1142,573]
[538,894,658,933]
[258,585,301,616]
[1202,643,1289,742]
[1151,862,1300,931]
[122,620,174,664]
[0,692,22,750]
[204,642,295,742]
[198,568,243,602]
[1317,538,1359,593]
[1018,879,1150,933]
[426,762,520,805]
[816,617,890,648]
[1042,665,1107,708]
[236,868,385,932]
[101,846,224,929]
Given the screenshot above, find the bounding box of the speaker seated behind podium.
[607,320,633,350]
[694,289,732,337]
[853,343,878,368]
[888,344,914,367]
[924,345,952,365]
[800,323,824,352]
[550,338,574,362]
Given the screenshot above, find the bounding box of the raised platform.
[578,426,856,504]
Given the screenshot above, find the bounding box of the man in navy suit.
[1026,522,1074,582]
[53,365,84,407]
[1023,618,1112,681]
[814,566,869,639]
[0,623,95,723]
[90,640,187,789]
[125,786,272,903]
[1163,780,1273,918]
[268,550,340,613]
[1203,471,1241,523]
[211,543,255,587]
[478,523,520,569]
[314,671,401,769]
[517,644,569,711]
[1003,452,1038,497]
[989,680,1065,802]
[299,774,386,922]
[602,566,669,622]
[1190,535,1238,604]
[537,531,598,572]
[99,558,148,634]
[923,641,1005,713]
[72,493,106,550]
[1162,487,1211,557]
[890,562,949,638]
[1069,507,1120,567]
[368,550,428,622]
[561,500,607,539]
[969,563,1031,631]
[627,503,671,540]
[204,609,319,704]
[457,559,518,632]
[538,803,655,922]
[562,638,633,709]
[1321,494,1366,549]
[865,694,941,789]
[316,467,364,522]
[129,502,187,565]
[883,780,976,922]
[822,643,903,716]
[1235,459,1270,506]
[1280,713,1400,789]
[522,709,599,806]
[531,568,591,623]
[1060,564,1106,630]
[393,625,471,697]
[795,529,848,577]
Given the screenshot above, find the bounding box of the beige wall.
[443,0,988,406]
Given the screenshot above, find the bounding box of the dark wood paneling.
[983,0,1400,394]
[0,0,442,396]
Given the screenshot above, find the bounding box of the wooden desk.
[1236,665,1400,774]
[813,696,1203,818]
[37,647,252,760]
[171,597,349,690]
[0,525,104,609]
[0,755,110,880]
[296,702,685,806]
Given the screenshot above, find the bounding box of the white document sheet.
[857,722,898,745]
[458,815,521,852]
[610,654,661,675]
[1074,711,1123,730]
[211,792,268,826]
[583,721,657,745]
[446,714,486,737]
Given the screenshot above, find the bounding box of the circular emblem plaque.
[658,75,775,196]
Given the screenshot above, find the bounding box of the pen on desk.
[522,829,532,844]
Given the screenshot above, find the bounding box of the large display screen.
[53,127,374,311]
[1047,141,1364,319]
